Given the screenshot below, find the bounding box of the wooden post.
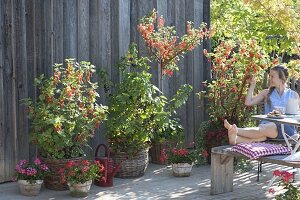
[210,152,234,195]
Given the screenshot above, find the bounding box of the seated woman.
[224,65,300,145]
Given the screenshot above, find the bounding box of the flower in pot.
[105,44,169,178]
[23,59,107,190]
[59,159,103,197]
[14,158,49,196]
[160,146,208,177]
[150,85,193,164]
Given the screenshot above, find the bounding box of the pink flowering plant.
[269,170,300,200]
[160,146,208,165]
[59,159,103,185]
[14,158,49,184]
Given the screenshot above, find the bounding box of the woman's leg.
[235,135,267,144]
[224,120,278,145]
[237,123,278,139]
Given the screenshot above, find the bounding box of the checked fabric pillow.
[231,142,291,159]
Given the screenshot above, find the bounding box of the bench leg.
[257,161,262,182]
[210,152,234,195]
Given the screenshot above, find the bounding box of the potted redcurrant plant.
[23,59,107,190]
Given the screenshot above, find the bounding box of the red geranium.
[269,169,300,199]
[160,146,208,165]
[59,159,103,185]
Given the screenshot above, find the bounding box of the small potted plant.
[161,146,208,177]
[59,159,103,197]
[23,59,107,190]
[14,158,49,196]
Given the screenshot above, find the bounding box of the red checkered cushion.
[231,142,291,159]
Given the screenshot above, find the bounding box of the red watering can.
[94,144,121,187]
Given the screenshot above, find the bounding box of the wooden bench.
[210,145,300,195]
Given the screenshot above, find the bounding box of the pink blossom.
[82,166,89,173]
[281,171,293,183]
[26,167,37,176]
[268,188,275,194]
[18,159,27,166]
[34,157,41,165]
[273,170,282,177]
[40,164,49,171]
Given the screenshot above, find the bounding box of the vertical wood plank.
[173,0,187,143]
[89,0,98,66]
[110,0,120,85]
[4,0,17,182]
[34,0,42,76]
[53,0,63,64]
[25,0,37,160]
[130,0,138,44]
[63,0,77,59]
[43,0,53,76]
[136,0,157,86]
[99,0,111,103]
[0,0,5,182]
[77,0,89,61]
[185,0,195,146]
[192,0,204,146]
[90,0,112,156]
[87,0,99,158]
[202,0,211,121]
[14,0,29,161]
[118,0,130,59]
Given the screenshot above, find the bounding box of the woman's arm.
[245,77,268,106]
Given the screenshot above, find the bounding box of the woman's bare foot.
[224,119,238,145]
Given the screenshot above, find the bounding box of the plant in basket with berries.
[22,59,108,159]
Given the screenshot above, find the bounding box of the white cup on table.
[274,106,285,115]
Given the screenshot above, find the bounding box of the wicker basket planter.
[42,157,83,191]
[112,149,149,178]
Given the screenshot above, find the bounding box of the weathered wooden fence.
[0,0,211,182]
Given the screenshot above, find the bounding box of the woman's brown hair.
[266,65,289,107]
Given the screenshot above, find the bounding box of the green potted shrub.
[23,59,107,190]
[105,44,168,178]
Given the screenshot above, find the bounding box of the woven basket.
[112,149,149,178]
[42,157,83,191]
